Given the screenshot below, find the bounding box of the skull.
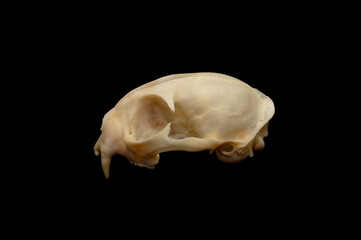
[94,72,275,178]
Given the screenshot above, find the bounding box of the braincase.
[170,73,269,140]
[119,72,273,142]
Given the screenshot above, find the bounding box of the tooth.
[94,138,100,156]
[101,156,111,179]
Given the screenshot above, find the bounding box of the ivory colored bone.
[94,72,275,178]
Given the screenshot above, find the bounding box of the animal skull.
[94,72,275,178]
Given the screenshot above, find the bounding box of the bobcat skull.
[94,72,275,178]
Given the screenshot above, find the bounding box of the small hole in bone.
[148,117,166,130]
[220,143,233,152]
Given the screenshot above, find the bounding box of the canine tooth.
[101,156,111,179]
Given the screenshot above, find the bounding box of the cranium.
[94,72,275,178]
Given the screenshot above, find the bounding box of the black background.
[10,6,338,236]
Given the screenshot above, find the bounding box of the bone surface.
[94,72,275,178]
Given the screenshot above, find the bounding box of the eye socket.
[130,95,173,140]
